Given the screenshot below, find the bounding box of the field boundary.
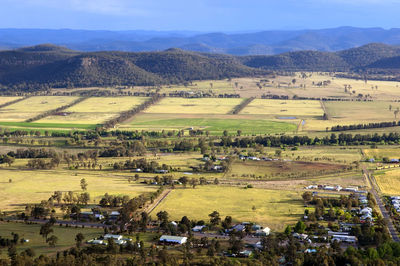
[25,96,90,123]
[228,97,254,114]
[146,189,172,214]
[320,100,330,120]
[0,96,30,110]
[103,94,164,128]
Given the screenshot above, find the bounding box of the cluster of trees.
[331,121,400,132]
[103,94,163,128]
[229,97,254,115]
[222,132,400,148]
[113,158,169,173]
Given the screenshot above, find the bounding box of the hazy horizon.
[1,0,400,31]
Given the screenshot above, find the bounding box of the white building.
[159,235,187,245]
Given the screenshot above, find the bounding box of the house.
[255,227,271,236]
[110,211,120,219]
[304,249,317,253]
[331,235,357,243]
[170,221,178,227]
[238,250,253,258]
[323,186,335,191]
[359,207,372,215]
[104,234,123,241]
[231,224,246,232]
[159,235,187,245]
[134,168,143,172]
[88,239,107,245]
[155,170,168,174]
[248,156,260,161]
[192,225,206,232]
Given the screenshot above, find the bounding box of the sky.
[0,0,400,31]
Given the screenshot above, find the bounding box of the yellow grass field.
[304,100,400,131]
[39,97,148,124]
[144,97,242,114]
[375,168,400,195]
[240,99,324,118]
[152,186,304,231]
[364,148,400,160]
[0,96,22,105]
[0,168,158,211]
[0,96,79,122]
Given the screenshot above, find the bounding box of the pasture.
[240,99,324,118]
[144,97,242,114]
[125,113,297,135]
[0,96,79,122]
[0,222,103,257]
[375,168,400,195]
[0,96,22,105]
[0,168,158,211]
[363,148,400,160]
[39,97,148,124]
[152,186,304,231]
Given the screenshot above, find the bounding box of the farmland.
[39,96,148,124]
[375,168,400,195]
[0,96,79,122]
[0,222,103,258]
[152,186,304,231]
[0,168,159,211]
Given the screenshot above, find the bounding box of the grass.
[0,97,22,105]
[0,168,159,211]
[0,222,103,257]
[240,99,324,118]
[144,97,243,114]
[363,148,400,160]
[375,168,400,195]
[152,186,304,231]
[0,121,98,130]
[0,96,79,122]
[39,97,148,124]
[127,116,297,135]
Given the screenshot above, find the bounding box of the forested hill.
[240,43,400,71]
[0,46,266,90]
[2,43,400,90]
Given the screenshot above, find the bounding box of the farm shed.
[159,235,188,245]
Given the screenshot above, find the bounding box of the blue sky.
[1,0,399,31]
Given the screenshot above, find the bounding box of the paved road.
[363,167,400,242]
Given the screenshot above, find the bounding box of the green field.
[0,222,103,257]
[152,186,304,231]
[127,115,297,134]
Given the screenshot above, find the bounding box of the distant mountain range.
[2,27,400,55]
[1,42,400,91]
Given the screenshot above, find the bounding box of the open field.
[0,96,22,105]
[363,147,400,160]
[39,97,148,124]
[152,186,304,231]
[240,99,324,118]
[375,168,400,195]
[144,97,242,114]
[124,113,297,135]
[0,96,79,122]
[0,168,158,211]
[0,222,103,257]
[229,160,348,180]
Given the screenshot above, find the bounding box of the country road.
[363,166,399,242]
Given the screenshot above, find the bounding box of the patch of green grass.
[130,118,297,134]
[0,222,103,257]
[152,186,304,231]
